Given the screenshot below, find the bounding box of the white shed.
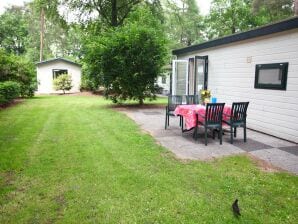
[36,58,82,94]
[172,17,298,143]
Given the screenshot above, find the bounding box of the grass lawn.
[0,95,297,223]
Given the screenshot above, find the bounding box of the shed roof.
[36,57,81,67]
[172,16,298,56]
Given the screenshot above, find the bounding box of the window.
[254,63,288,90]
[52,69,68,79]
[162,76,167,84]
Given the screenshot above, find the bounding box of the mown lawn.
[0,95,297,223]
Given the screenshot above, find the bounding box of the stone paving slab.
[120,107,298,175]
[232,139,273,152]
[278,146,298,156]
[251,148,298,174]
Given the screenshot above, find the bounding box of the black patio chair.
[195,103,225,145]
[186,95,199,105]
[223,102,249,144]
[165,95,182,129]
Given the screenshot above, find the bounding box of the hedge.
[0,81,20,105]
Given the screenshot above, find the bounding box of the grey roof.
[36,57,82,67]
[173,16,298,55]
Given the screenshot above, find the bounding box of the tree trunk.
[295,0,298,16]
[111,0,117,27]
[139,98,144,105]
[40,7,45,62]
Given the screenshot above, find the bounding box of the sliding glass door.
[172,60,188,95]
[172,56,208,95]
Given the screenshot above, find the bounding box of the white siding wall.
[178,29,298,143]
[37,61,81,93]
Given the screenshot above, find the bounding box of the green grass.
[0,95,297,223]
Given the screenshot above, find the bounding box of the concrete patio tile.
[232,138,273,152]
[251,148,298,175]
[155,135,243,160]
[245,130,296,148]
[278,146,298,156]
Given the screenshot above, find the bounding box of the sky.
[0,0,212,15]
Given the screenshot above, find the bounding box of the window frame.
[52,69,68,80]
[254,62,288,90]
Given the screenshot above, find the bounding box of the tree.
[165,0,205,48]
[53,74,73,94]
[0,49,36,97]
[84,6,168,104]
[0,6,28,55]
[252,0,294,22]
[64,0,142,27]
[205,0,294,40]
[32,0,67,61]
[206,0,258,39]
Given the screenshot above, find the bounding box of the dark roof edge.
[36,57,82,67]
[172,16,298,55]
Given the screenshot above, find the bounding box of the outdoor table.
[174,104,232,136]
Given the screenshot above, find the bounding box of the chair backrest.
[186,95,199,105]
[168,95,182,111]
[231,102,249,123]
[205,103,225,124]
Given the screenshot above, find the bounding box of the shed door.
[172,60,188,95]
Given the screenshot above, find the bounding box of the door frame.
[194,56,208,95]
[188,58,195,95]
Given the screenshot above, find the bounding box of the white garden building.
[36,58,82,94]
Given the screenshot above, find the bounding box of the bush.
[84,6,168,104]
[0,81,20,105]
[53,74,73,94]
[0,49,36,97]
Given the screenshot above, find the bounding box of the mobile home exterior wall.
[174,27,298,143]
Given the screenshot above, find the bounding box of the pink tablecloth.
[174,104,232,130]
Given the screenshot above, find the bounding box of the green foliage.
[64,0,156,27]
[53,74,73,94]
[165,0,205,48]
[0,6,28,55]
[206,0,257,39]
[84,6,168,104]
[206,0,294,40]
[0,81,20,105]
[0,49,36,97]
[252,0,294,23]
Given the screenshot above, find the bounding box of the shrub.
[0,49,36,97]
[0,81,20,105]
[84,6,168,104]
[53,74,73,94]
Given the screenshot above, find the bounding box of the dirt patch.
[36,91,100,97]
[67,91,100,97]
[0,171,15,186]
[0,99,24,110]
[246,153,285,173]
[54,193,66,219]
[110,103,165,110]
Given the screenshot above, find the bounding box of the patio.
[120,107,298,175]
